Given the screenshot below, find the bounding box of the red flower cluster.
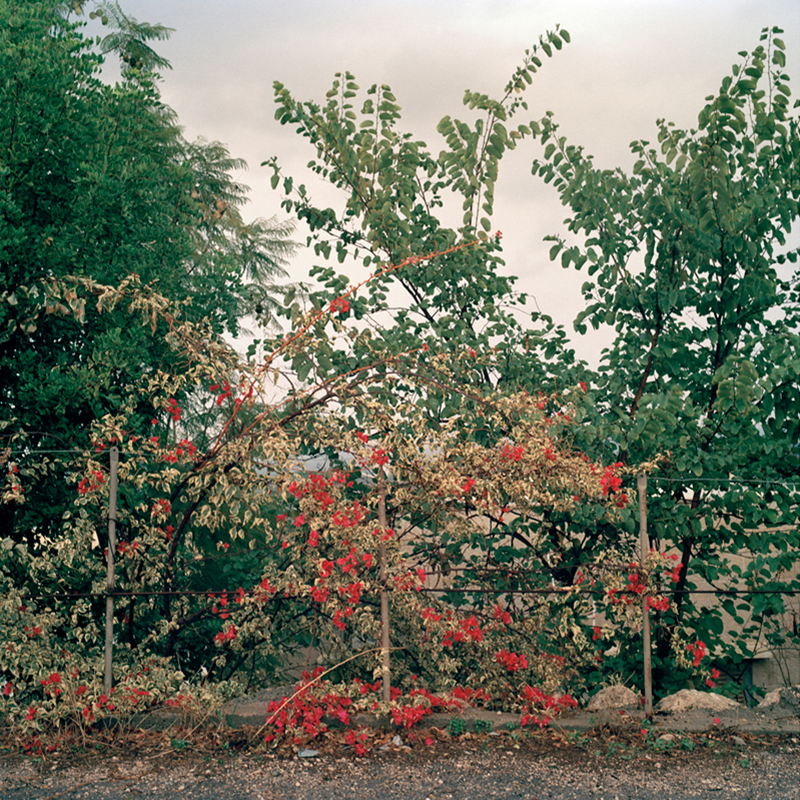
[493,604,512,626]
[311,584,329,603]
[39,672,62,697]
[374,526,395,541]
[345,728,369,756]
[167,398,181,422]
[213,622,237,645]
[666,553,682,583]
[331,501,365,528]
[338,580,364,606]
[78,470,105,495]
[519,685,577,728]
[626,567,647,598]
[706,668,721,688]
[330,296,350,315]
[647,595,670,612]
[687,639,707,667]
[213,381,233,406]
[600,464,622,493]
[163,438,197,464]
[495,649,529,672]
[502,443,525,462]
[288,471,348,511]
[370,447,390,466]
[441,615,484,648]
[116,539,140,557]
[151,498,171,518]
[600,463,628,507]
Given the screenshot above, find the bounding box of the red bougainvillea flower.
[686,639,707,667]
[330,297,350,315]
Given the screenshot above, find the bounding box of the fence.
[4,446,800,708]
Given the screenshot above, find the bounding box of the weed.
[650,737,674,752]
[605,741,624,758]
[447,718,467,738]
[474,719,493,735]
[568,732,589,748]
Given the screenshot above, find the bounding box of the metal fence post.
[104,446,119,694]
[638,473,653,718]
[378,467,391,703]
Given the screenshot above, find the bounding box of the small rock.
[586,685,639,711]
[656,689,740,714]
[757,685,800,713]
[732,736,746,746]
[392,734,403,747]
[297,749,319,758]
[658,733,677,743]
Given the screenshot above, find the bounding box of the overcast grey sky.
[87,1,799,365]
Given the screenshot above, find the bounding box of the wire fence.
[3,446,799,706]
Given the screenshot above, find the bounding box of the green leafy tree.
[266,26,579,402]
[268,26,799,696]
[0,1,294,544]
[532,26,800,692]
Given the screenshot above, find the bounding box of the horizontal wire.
[16,586,799,601]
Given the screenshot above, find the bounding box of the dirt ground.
[0,723,798,800]
[0,697,797,800]
[0,685,798,799]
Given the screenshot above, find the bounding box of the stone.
[757,685,800,713]
[297,749,318,758]
[656,689,740,714]
[586,685,639,711]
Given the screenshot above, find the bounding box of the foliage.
[0,0,294,545]
[2,13,797,746]
[0,251,632,736]
[265,26,579,397]
[266,26,800,698]
[531,26,800,692]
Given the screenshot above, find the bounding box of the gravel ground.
[1,733,797,800]
[1,688,797,800]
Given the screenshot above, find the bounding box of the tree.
[531,26,800,691]
[265,27,580,402]
[0,1,294,544]
[268,26,799,695]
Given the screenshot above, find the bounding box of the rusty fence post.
[378,467,391,703]
[104,446,119,695]
[638,473,653,718]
